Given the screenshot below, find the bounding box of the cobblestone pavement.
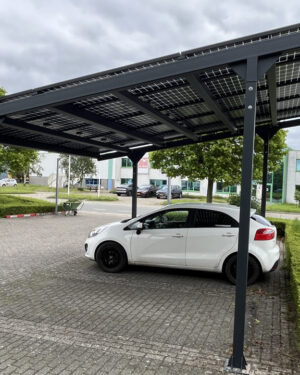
[0,213,299,374]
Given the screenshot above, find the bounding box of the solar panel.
[0,23,299,159]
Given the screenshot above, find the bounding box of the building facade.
[32,151,300,203]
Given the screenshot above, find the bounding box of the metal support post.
[129,152,144,218]
[167,176,171,204]
[55,158,60,215]
[67,155,71,196]
[131,161,138,218]
[261,135,269,217]
[228,57,258,371]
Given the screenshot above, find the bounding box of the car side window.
[192,209,238,228]
[141,209,190,230]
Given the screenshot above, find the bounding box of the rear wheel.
[224,254,261,285]
[96,242,127,273]
[117,193,121,196]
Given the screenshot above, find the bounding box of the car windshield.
[160,186,168,191]
[139,185,150,190]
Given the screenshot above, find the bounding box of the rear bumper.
[270,259,280,272]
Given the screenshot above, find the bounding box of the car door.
[186,209,239,270]
[130,209,191,266]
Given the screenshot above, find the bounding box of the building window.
[216,182,237,194]
[181,180,200,192]
[121,158,133,168]
[150,179,167,188]
[296,159,300,172]
[121,178,132,184]
[296,185,300,192]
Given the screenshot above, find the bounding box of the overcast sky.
[0,0,299,149]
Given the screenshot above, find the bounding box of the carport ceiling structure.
[0,24,300,372]
[0,24,299,160]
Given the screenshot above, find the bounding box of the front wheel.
[224,254,261,285]
[96,242,127,273]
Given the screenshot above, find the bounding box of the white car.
[0,178,17,187]
[85,203,279,284]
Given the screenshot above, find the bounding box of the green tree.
[0,146,41,183]
[60,155,96,187]
[149,130,287,203]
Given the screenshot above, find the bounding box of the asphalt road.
[81,197,161,217]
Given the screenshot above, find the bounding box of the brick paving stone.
[0,213,299,374]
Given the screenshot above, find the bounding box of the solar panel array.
[0,24,299,159]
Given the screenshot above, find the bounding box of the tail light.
[254,228,275,241]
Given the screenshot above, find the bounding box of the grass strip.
[48,193,118,201]
[267,203,300,213]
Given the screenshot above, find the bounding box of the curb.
[6,211,67,219]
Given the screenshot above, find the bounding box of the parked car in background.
[137,184,157,198]
[84,203,279,285]
[0,178,17,187]
[116,184,133,196]
[156,185,182,199]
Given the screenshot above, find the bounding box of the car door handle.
[172,234,184,238]
[222,234,235,237]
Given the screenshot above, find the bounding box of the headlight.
[88,226,107,238]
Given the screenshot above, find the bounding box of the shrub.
[227,194,261,213]
[295,190,300,207]
[0,195,63,218]
[285,219,300,348]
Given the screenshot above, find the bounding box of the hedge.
[285,219,300,348]
[0,195,63,218]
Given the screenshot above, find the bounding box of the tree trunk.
[206,177,214,203]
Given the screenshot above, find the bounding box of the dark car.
[156,185,182,199]
[116,184,133,196]
[137,184,157,198]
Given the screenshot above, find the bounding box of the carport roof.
[0,23,300,160]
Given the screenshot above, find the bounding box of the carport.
[0,23,299,371]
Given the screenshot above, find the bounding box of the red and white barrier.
[6,211,66,219]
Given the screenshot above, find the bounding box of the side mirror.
[136,222,144,235]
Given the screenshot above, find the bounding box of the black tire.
[117,193,121,196]
[96,242,127,273]
[127,190,131,196]
[157,196,160,199]
[224,254,261,285]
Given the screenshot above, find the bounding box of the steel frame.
[0,25,300,373]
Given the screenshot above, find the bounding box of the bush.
[0,195,63,218]
[285,219,300,348]
[77,187,85,191]
[267,218,287,238]
[227,194,261,213]
[295,190,300,207]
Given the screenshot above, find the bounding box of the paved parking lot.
[0,213,299,374]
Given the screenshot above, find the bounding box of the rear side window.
[192,209,238,228]
[251,214,272,227]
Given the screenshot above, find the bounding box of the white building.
[32,152,240,197]
[286,150,300,204]
[32,150,300,203]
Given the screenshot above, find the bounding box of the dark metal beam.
[266,65,277,125]
[0,117,127,153]
[185,74,237,132]
[0,134,98,158]
[228,56,258,372]
[261,134,269,217]
[1,31,298,116]
[129,151,144,218]
[115,91,198,141]
[54,104,162,146]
